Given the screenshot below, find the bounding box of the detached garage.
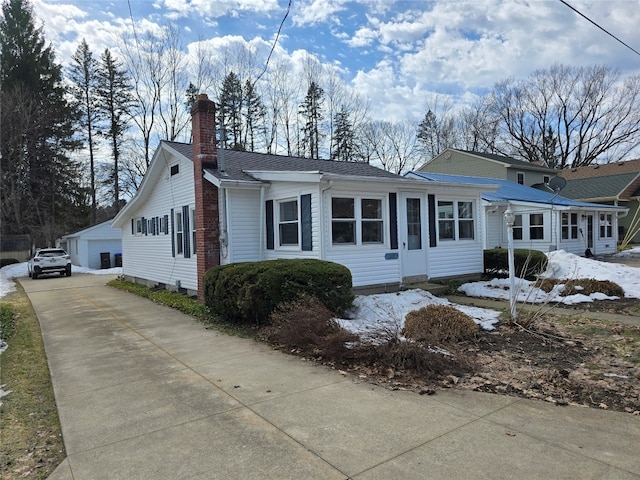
[57,220,122,269]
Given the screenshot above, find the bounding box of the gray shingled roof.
[560,173,639,200]
[164,141,401,182]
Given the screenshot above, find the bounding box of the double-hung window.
[599,213,613,238]
[437,200,475,241]
[529,214,544,240]
[561,212,578,240]
[175,210,184,255]
[191,209,197,254]
[279,200,299,246]
[331,196,383,245]
[513,214,523,240]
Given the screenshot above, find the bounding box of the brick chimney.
[191,93,220,301]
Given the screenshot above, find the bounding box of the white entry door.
[400,194,427,280]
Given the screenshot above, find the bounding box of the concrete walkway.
[20,274,640,480]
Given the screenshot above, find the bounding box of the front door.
[400,195,427,280]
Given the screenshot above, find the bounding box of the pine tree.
[96,48,133,214]
[0,0,85,246]
[331,107,355,162]
[69,39,100,224]
[218,72,244,150]
[243,80,265,152]
[299,81,324,159]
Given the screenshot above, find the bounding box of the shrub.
[261,294,359,363]
[484,248,548,279]
[367,340,474,378]
[0,258,19,268]
[203,259,354,324]
[402,304,478,344]
[535,278,624,297]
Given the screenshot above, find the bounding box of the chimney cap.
[196,93,209,100]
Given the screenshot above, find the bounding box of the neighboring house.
[112,94,493,299]
[407,172,627,257]
[421,148,558,188]
[559,160,640,244]
[57,220,122,269]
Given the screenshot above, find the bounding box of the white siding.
[121,155,197,290]
[225,189,261,263]
[264,183,322,261]
[427,241,484,278]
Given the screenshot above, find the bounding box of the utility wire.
[559,0,640,58]
[254,0,291,86]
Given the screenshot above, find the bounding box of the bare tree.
[359,120,421,174]
[488,64,640,169]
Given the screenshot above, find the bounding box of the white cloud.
[160,0,280,19]
[293,0,348,26]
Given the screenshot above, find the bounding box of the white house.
[407,172,627,257]
[57,220,122,269]
[112,94,493,299]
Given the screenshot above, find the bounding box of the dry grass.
[534,278,625,297]
[0,288,65,479]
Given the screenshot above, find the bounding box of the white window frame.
[191,208,197,254]
[134,218,143,236]
[331,195,385,247]
[561,212,579,240]
[529,213,544,240]
[516,172,525,185]
[277,198,299,248]
[437,200,476,241]
[175,210,184,255]
[599,213,613,239]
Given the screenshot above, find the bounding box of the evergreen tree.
[69,38,100,224]
[218,72,244,150]
[331,107,355,162]
[0,0,85,246]
[417,110,438,159]
[299,81,324,159]
[242,79,265,152]
[96,48,133,214]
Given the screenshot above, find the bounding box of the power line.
[559,0,640,58]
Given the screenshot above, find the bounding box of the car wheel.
[66,266,72,277]
[32,271,38,279]
[28,270,32,278]
[60,271,65,276]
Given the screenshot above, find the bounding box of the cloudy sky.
[28,0,640,123]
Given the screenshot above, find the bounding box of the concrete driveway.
[19,273,640,479]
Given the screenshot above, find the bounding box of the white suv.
[28,248,72,279]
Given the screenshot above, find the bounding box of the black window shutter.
[265,200,274,250]
[131,219,134,235]
[301,194,312,251]
[164,215,169,234]
[389,193,398,250]
[170,209,175,257]
[182,205,190,258]
[428,194,437,247]
[142,217,147,235]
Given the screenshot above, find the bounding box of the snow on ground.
[459,250,640,304]
[1,249,639,347]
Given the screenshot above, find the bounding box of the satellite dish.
[547,176,566,193]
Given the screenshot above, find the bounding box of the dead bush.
[260,294,359,363]
[402,305,478,344]
[535,278,624,297]
[365,339,475,379]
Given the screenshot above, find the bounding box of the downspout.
[320,180,333,260]
[219,187,229,259]
[259,184,266,261]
